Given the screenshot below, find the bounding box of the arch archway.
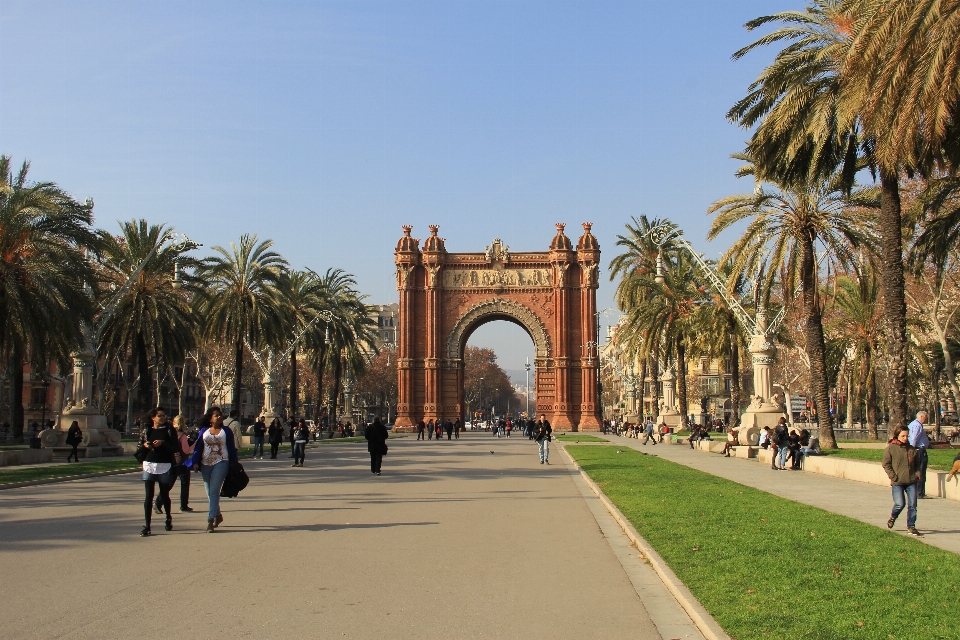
[393,223,602,431]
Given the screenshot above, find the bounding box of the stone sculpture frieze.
[443,268,554,289]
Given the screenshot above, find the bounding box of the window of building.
[31,387,46,405]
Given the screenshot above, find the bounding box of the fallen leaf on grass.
[692,547,699,551]
[856,621,864,627]
[746,589,755,594]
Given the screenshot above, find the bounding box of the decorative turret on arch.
[393,224,601,432]
[445,298,551,361]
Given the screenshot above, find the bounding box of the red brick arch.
[393,223,601,432]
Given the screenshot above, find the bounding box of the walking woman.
[139,408,179,537]
[268,417,284,459]
[156,416,195,513]
[188,407,238,533]
[365,418,389,475]
[65,420,83,462]
[292,418,309,467]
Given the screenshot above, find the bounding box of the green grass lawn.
[0,458,140,485]
[555,434,608,443]
[820,447,959,471]
[566,444,960,640]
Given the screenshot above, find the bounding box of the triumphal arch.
[392,222,601,432]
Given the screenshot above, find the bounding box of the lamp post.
[524,358,531,418]
[40,378,51,429]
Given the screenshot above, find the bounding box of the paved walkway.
[0,433,708,639]
[601,434,960,554]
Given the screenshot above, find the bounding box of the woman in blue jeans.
[187,407,238,533]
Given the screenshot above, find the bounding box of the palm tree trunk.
[729,317,742,429]
[232,338,243,416]
[136,331,151,410]
[330,351,343,423]
[801,233,836,448]
[677,337,689,430]
[845,365,855,429]
[11,348,24,442]
[866,348,878,440]
[290,347,298,420]
[879,169,908,435]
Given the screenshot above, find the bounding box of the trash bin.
[30,437,42,449]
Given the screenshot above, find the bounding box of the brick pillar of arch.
[393,224,601,432]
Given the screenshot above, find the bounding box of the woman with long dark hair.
[268,417,284,459]
[139,407,179,537]
[188,407,238,533]
[65,420,83,462]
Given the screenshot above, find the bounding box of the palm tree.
[199,235,287,416]
[728,0,859,191]
[96,220,199,413]
[609,215,682,414]
[276,269,327,420]
[0,156,98,440]
[690,265,751,429]
[302,269,378,424]
[708,156,877,448]
[836,0,960,429]
[825,271,882,439]
[619,249,705,430]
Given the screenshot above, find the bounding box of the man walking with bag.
[534,415,552,464]
[907,411,931,498]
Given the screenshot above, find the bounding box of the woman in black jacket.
[365,419,389,475]
[268,417,284,459]
[65,421,83,462]
[139,407,179,537]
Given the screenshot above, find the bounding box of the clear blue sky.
[0,0,802,370]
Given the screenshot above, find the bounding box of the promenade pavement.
[600,434,960,555]
[0,433,707,639]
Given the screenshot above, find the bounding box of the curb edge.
[560,444,731,640]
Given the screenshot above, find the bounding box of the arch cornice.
[446,298,551,360]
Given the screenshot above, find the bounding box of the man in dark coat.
[416,419,426,441]
[445,418,454,440]
[365,419,389,475]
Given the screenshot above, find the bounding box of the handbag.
[219,462,249,498]
[133,430,148,463]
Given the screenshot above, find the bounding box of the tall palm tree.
[96,220,199,412]
[837,0,960,429]
[708,156,877,448]
[0,156,98,440]
[199,235,287,416]
[302,269,379,424]
[609,215,682,413]
[690,265,752,429]
[277,269,327,420]
[825,271,882,439]
[620,250,705,430]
